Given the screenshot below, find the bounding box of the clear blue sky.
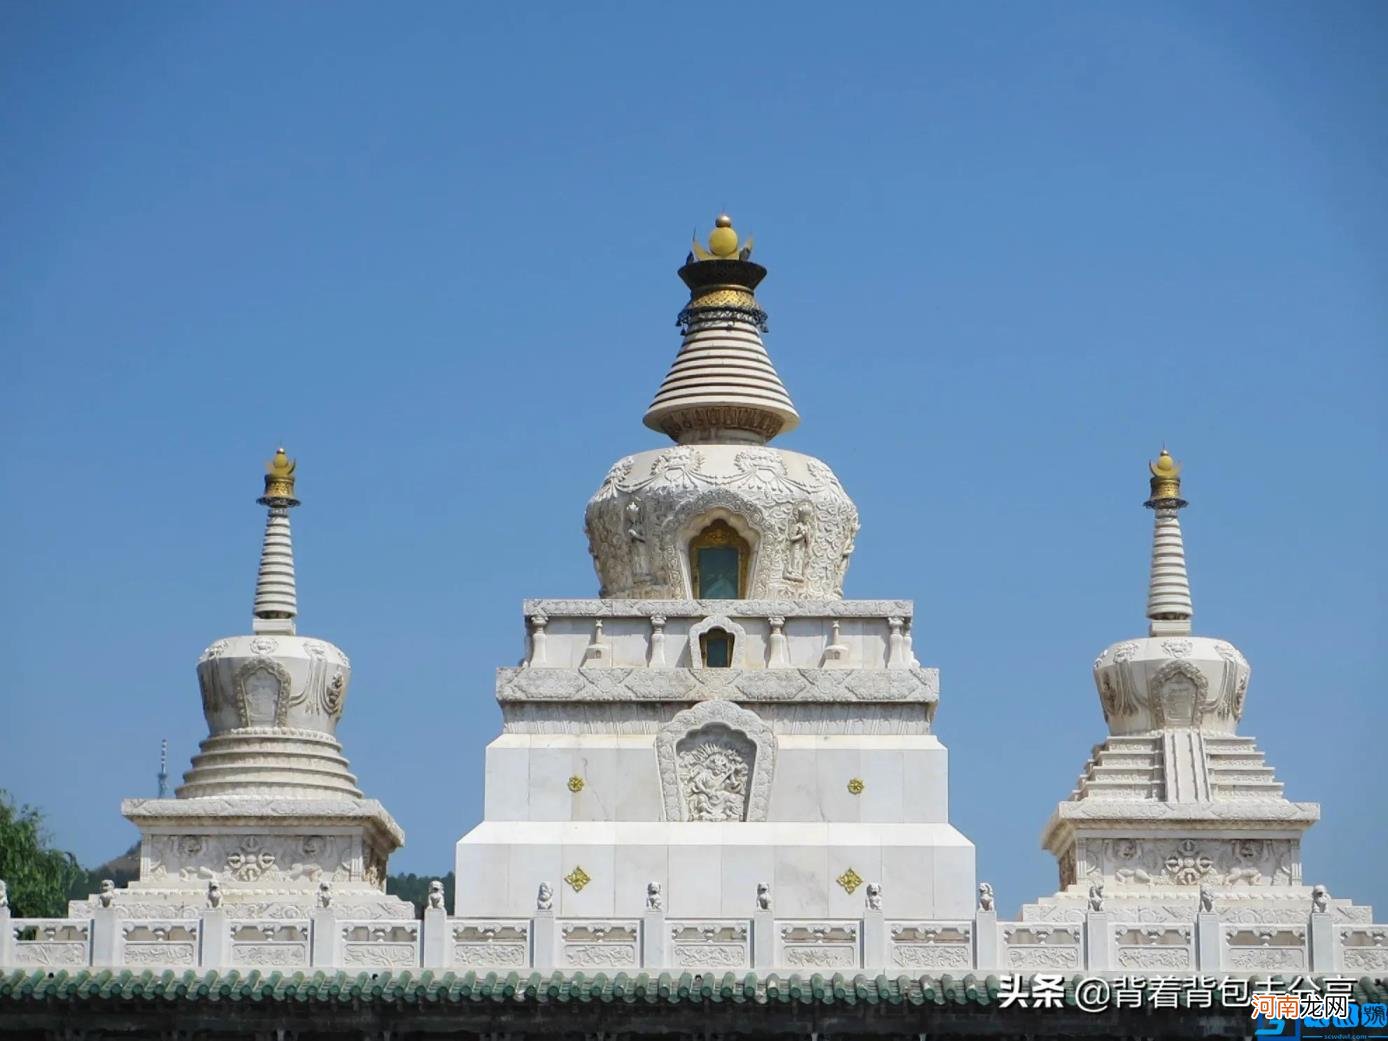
[2,2,1384,917]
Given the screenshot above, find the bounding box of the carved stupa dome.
[585,444,859,600]
[586,217,858,600]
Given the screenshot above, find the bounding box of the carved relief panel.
[655,701,776,822]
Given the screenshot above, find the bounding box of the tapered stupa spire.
[1143,448,1193,636]
[253,446,299,634]
[643,214,799,444]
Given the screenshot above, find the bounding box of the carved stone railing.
[1,905,1383,974]
[517,599,922,673]
[4,918,90,968]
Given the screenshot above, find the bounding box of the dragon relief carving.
[677,733,751,821]
[655,701,775,822]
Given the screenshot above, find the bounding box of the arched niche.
[1149,660,1209,727]
[678,509,760,600]
[687,614,748,670]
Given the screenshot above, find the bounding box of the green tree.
[0,790,87,918]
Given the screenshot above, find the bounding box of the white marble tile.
[774,836,830,919]
[527,744,578,821]
[855,746,905,824]
[815,741,863,822]
[882,844,935,918]
[901,737,950,823]
[666,837,724,917]
[559,839,615,917]
[453,838,513,917]
[932,841,977,919]
[827,843,884,919]
[483,737,531,821]
[612,840,668,918]
[769,739,822,821]
[720,843,775,917]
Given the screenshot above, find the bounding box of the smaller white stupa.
[76,449,412,921]
[1023,450,1373,927]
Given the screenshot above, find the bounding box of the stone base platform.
[456,820,975,919]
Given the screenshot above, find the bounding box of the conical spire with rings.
[643,214,799,445]
[1143,448,1193,637]
[253,446,299,634]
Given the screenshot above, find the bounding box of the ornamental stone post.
[1309,910,1337,972]
[641,903,666,968]
[974,909,999,972]
[422,905,449,968]
[91,905,120,968]
[0,901,13,967]
[199,907,229,969]
[1083,910,1112,971]
[533,904,555,972]
[310,906,336,966]
[863,906,887,970]
[1196,911,1222,971]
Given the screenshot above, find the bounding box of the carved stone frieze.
[230,943,309,966]
[673,944,747,967]
[1078,837,1299,888]
[562,944,638,968]
[891,945,972,968]
[497,666,939,705]
[454,943,529,966]
[123,942,197,966]
[141,833,357,885]
[342,943,418,967]
[12,943,88,966]
[522,598,914,619]
[1116,947,1191,969]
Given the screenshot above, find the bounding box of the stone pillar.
[974,909,998,972]
[310,907,336,967]
[199,908,229,969]
[1309,912,1337,972]
[752,909,774,969]
[533,909,555,972]
[1196,912,1221,972]
[1084,911,1112,972]
[862,908,886,971]
[767,618,790,668]
[91,906,120,968]
[649,616,667,668]
[641,907,666,969]
[422,906,450,968]
[0,907,13,967]
[886,618,907,669]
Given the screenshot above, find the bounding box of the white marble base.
[455,821,975,919]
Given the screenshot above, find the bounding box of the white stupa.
[1022,450,1374,929]
[83,449,413,921]
[454,216,976,969]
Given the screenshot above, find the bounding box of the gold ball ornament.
[708,217,739,257]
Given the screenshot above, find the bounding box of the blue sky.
[2,2,1383,916]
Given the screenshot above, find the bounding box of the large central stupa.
[455,217,975,967]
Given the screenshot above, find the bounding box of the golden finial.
[258,446,300,507]
[691,213,754,262]
[1144,448,1186,508]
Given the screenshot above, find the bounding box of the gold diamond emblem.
[846,777,865,795]
[836,867,863,894]
[567,775,585,792]
[564,866,591,892]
